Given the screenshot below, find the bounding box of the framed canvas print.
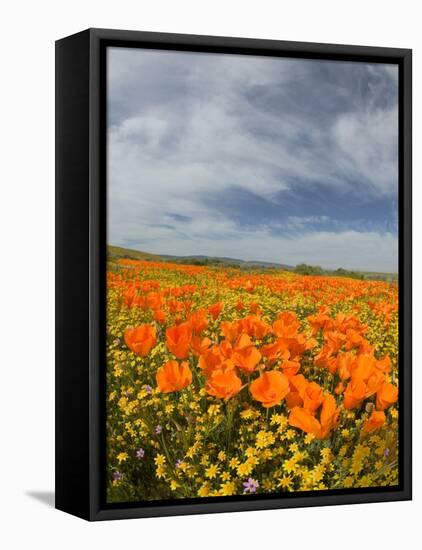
[55,28,412,521]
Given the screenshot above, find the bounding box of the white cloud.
[107,48,399,271]
[116,217,398,272]
[333,106,398,197]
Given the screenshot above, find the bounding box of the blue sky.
[107,47,398,272]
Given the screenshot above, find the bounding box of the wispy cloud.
[107,48,398,272]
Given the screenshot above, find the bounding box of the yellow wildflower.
[205,464,220,479]
[116,452,128,463]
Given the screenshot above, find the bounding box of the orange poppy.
[281,359,300,377]
[230,333,261,374]
[336,352,355,380]
[376,381,398,410]
[188,309,208,334]
[376,355,392,373]
[208,302,223,320]
[232,345,261,374]
[153,309,166,324]
[239,315,271,339]
[365,367,385,397]
[335,382,345,395]
[362,410,386,433]
[289,394,339,439]
[124,324,157,357]
[165,322,192,359]
[350,353,376,382]
[307,310,330,335]
[273,311,300,338]
[286,334,316,360]
[302,381,324,413]
[167,299,184,314]
[236,300,245,311]
[243,280,255,292]
[220,321,241,344]
[198,346,225,376]
[249,301,263,315]
[252,316,271,339]
[233,333,253,351]
[285,374,308,409]
[323,331,346,356]
[261,339,290,364]
[146,291,163,311]
[288,406,321,435]
[250,371,289,408]
[219,340,233,359]
[344,329,365,351]
[123,287,136,308]
[314,346,337,372]
[134,295,148,309]
[190,335,212,356]
[326,356,339,375]
[318,394,340,439]
[343,378,367,409]
[205,365,242,400]
[285,391,304,409]
[156,360,192,393]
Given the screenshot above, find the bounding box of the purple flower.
[384,448,390,457]
[136,448,145,459]
[243,478,259,494]
[155,425,162,435]
[112,471,123,482]
[145,385,153,394]
[175,459,183,468]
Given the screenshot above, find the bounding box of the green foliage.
[293,264,324,276]
[293,264,396,282]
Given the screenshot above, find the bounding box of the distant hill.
[107,245,163,262]
[107,245,291,269]
[160,254,292,269]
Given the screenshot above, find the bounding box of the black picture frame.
[55,28,412,521]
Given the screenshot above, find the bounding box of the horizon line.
[108,243,398,275]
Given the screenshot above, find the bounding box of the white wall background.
[0,1,418,548]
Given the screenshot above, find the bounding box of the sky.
[107,47,398,272]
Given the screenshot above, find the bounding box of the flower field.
[106,258,399,502]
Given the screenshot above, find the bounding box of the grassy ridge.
[108,245,164,262]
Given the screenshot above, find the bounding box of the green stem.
[226,402,234,452]
[160,432,173,467]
